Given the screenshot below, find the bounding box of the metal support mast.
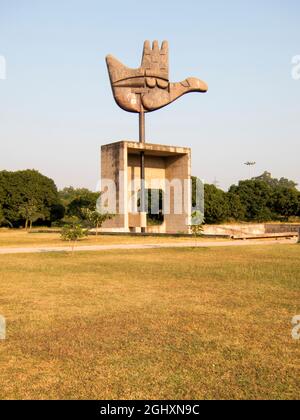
[139,102,146,233]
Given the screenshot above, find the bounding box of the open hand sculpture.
[106,40,208,113]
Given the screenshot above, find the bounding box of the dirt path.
[0,238,297,255]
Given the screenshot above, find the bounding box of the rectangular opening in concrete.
[101,141,191,234]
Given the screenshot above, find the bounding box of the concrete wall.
[164,153,191,233]
[101,142,128,230]
[204,223,300,237]
[203,224,265,236]
[265,224,300,233]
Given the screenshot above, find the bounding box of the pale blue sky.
[0,0,299,190]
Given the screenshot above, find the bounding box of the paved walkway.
[0,238,297,255]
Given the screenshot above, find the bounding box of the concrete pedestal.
[100,141,191,234]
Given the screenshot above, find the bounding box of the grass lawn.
[0,229,219,248]
[0,245,299,399]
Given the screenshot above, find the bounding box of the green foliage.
[66,191,100,219]
[50,203,65,222]
[60,223,88,251]
[0,205,12,227]
[227,192,246,221]
[253,171,298,189]
[193,173,300,224]
[1,169,299,229]
[81,208,114,235]
[271,186,299,220]
[58,187,97,207]
[190,211,204,243]
[147,189,164,225]
[190,223,204,237]
[229,180,275,222]
[19,199,45,229]
[191,176,200,208]
[137,189,164,225]
[204,184,230,224]
[0,169,63,227]
[0,207,4,226]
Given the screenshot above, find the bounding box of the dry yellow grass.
[0,228,219,248]
[0,244,299,399]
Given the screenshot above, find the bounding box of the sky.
[0,0,300,191]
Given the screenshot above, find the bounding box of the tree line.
[0,171,99,228]
[193,171,300,224]
[0,169,299,228]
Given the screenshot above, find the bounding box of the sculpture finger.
[141,40,151,69]
[152,40,160,53]
[161,41,168,55]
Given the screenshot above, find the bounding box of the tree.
[0,169,63,227]
[67,192,100,219]
[81,208,114,235]
[229,180,274,222]
[0,206,12,227]
[190,210,204,245]
[60,222,88,253]
[50,203,65,222]
[19,199,44,230]
[59,187,99,207]
[227,192,246,221]
[0,207,4,226]
[253,171,298,189]
[192,173,300,224]
[271,187,300,220]
[146,189,164,225]
[229,175,300,222]
[204,184,230,224]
